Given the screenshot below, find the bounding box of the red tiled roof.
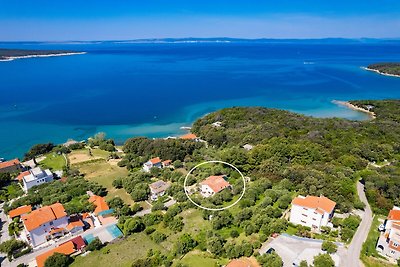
[0,158,20,170]
[200,175,231,193]
[292,195,336,214]
[66,220,85,231]
[22,203,67,231]
[227,258,256,267]
[162,160,172,165]
[49,228,65,235]
[388,210,400,221]
[9,205,32,218]
[89,195,110,215]
[149,157,161,164]
[63,236,86,250]
[16,171,30,182]
[180,133,198,140]
[36,241,75,267]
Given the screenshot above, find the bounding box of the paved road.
[346,181,373,267]
[0,203,11,243]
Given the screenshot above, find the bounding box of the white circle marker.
[183,160,246,211]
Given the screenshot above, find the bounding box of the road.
[346,181,373,267]
[0,203,11,243]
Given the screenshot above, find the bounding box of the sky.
[1,0,400,41]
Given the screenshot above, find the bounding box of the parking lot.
[260,234,346,267]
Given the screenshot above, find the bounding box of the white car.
[378,224,385,232]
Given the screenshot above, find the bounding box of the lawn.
[79,161,132,205]
[361,215,395,267]
[71,233,165,267]
[70,150,132,205]
[39,152,66,170]
[176,250,229,267]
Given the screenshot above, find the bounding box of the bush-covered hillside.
[191,100,400,214]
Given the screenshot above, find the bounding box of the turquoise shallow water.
[0,41,400,159]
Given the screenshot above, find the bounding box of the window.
[312,218,316,221]
[301,220,306,224]
[50,221,53,226]
[394,243,398,247]
[303,208,308,210]
[391,250,395,254]
[302,214,308,217]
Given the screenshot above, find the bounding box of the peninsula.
[0,49,86,61]
[364,62,400,77]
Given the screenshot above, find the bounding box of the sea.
[1,40,400,159]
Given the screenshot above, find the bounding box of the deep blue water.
[1,42,400,159]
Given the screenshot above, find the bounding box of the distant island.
[364,62,400,77]
[0,49,86,61]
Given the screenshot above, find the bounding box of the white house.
[21,203,69,247]
[376,206,400,259]
[200,175,231,198]
[143,157,163,172]
[289,195,336,231]
[21,167,54,192]
[149,180,170,201]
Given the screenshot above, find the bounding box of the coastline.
[0,52,86,62]
[332,100,376,119]
[362,66,400,78]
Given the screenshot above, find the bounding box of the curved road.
[346,181,373,267]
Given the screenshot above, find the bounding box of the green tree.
[313,253,334,267]
[257,252,283,267]
[299,260,308,267]
[175,234,197,255]
[86,237,103,251]
[44,253,72,267]
[321,241,337,254]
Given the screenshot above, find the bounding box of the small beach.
[362,66,400,78]
[0,52,86,62]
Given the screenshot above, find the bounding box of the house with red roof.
[200,175,231,198]
[376,206,400,260]
[289,195,336,231]
[8,205,32,219]
[180,133,200,141]
[35,241,76,267]
[143,157,163,172]
[21,203,69,247]
[0,158,22,173]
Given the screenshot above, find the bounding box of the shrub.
[86,237,103,251]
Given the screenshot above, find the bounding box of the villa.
[289,195,336,231]
[20,167,54,193]
[143,157,163,172]
[200,175,231,197]
[0,158,22,173]
[180,133,200,141]
[376,206,400,260]
[21,203,69,247]
[149,180,170,201]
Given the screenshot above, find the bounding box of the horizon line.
[1,36,400,43]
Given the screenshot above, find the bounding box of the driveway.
[346,181,373,267]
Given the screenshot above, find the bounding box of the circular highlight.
[183,160,246,211]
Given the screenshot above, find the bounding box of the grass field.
[361,215,395,267]
[176,250,228,267]
[68,148,133,205]
[71,233,165,267]
[39,152,66,170]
